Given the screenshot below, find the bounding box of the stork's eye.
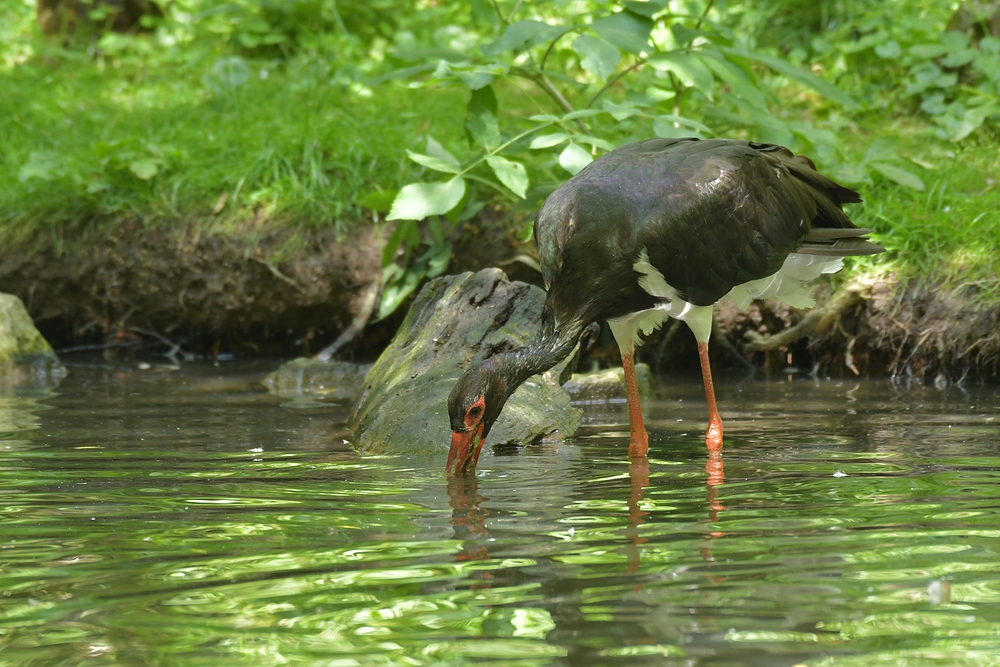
[464,397,486,428]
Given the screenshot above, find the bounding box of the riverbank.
[3,210,998,382]
[3,12,999,382]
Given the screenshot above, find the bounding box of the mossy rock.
[0,293,66,387]
[263,357,372,401]
[563,363,653,403]
[347,269,581,457]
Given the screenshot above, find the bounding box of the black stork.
[447,137,883,475]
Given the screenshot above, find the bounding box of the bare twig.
[251,256,305,293]
[314,280,381,362]
[130,326,189,364]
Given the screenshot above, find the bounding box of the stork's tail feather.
[798,227,885,257]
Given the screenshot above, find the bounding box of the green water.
[1,362,999,666]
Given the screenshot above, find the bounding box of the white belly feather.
[607,248,843,354]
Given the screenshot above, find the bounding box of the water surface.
[1,361,998,666]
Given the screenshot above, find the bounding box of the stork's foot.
[628,429,649,458]
[705,416,723,454]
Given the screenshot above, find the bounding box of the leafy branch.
[369,0,871,319]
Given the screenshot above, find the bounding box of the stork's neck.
[480,319,586,395]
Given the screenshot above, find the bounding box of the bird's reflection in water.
[702,447,726,564]
[625,456,650,574]
[447,474,493,588]
[625,446,727,573]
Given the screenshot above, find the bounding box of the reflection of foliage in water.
[1,367,999,664]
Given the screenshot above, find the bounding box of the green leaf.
[652,115,713,138]
[910,43,949,59]
[562,109,604,120]
[572,34,621,80]
[529,133,570,149]
[941,48,977,68]
[601,99,643,120]
[622,1,668,17]
[827,162,870,185]
[529,114,560,122]
[18,151,61,182]
[869,162,925,191]
[407,150,461,174]
[700,51,767,109]
[392,47,470,63]
[486,156,529,198]
[573,134,616,150]
[592,11,653,54]
[129,160,159,180]
[377,265,426,321]
[863,139,899,164]
[726,47,857,109]
[559,143,592,175]
[357,189,399,213]
[423,241,452,278]
[366,63,436,86]
[387,178,467,220]
[481,20,555,56]
[952,103,1000,142]
[381,219,416,267]
[874,40,901,59]
[465,86,501,150]
[460,71,494,90]
[648,52,714,98]
[425,136,460,166]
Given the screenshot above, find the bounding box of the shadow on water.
[0,361,999,665]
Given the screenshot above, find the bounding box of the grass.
[0,53,466,249]
[841,121,1000,297]
[0,22,997,301]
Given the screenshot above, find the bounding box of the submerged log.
[0,293,66,388]
[347,269,581,457]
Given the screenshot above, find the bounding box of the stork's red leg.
[697,342,724,454]
[622,352,649,457]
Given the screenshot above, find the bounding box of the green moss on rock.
[347,269,582,457]
[0,293,66,386]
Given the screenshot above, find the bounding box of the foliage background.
[1,0,998,317]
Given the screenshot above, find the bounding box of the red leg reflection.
[700,449,726,564]
[626,456,650,574]
[447,474,491,568]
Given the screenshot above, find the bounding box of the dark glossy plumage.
[534,137,879,330]
[446,137,883,474]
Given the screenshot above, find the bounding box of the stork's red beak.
[447,424,485,475]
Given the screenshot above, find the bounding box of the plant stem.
[514,71,588,132]
[540,27,581,70]
[488,0,507,25]
[586,57,646,108]
[506,0,524,22]
[694,0,715,33]
[457,123,556,179]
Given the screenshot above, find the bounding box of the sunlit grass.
[826,117,1000,300]
[1,35,997,300]
[0,55,465,246]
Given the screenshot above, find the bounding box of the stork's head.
[446,362,512,475]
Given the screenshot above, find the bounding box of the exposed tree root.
[741,279,870,352]
[314,280,380,362]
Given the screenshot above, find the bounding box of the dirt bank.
[1,219,997,381]
[0,221,385,357]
